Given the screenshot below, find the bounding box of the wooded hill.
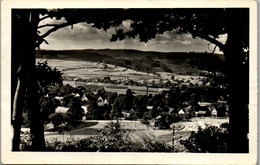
[36,49,225,73]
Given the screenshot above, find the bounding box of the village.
[14,56,228,151]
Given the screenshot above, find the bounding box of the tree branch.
[199,35,225,52]
[36,21,81,47]
[207,43,218,54]
[39,15,51,21]
[38,24,63,29]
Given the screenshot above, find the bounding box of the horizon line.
[37,48,224,55]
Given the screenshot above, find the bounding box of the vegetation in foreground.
[20,121,229,152]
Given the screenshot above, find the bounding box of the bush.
[20,131,32,151]
[45,121,173,152]
[180,123,229,153]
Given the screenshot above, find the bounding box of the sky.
[39,17,227,53]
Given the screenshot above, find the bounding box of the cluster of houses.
[54,93,110,117]
[51,86,228,124]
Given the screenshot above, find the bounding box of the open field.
[37,58,205,95]
[64,81,168,95]
[37,59,160,81]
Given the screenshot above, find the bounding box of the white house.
[178,109,185,115]
[198,102,212,106]
[55,106,88,114]
[104,99,109,105]
[81,95,89,102]
[211,108,217,117]
[81,106,88,114]
[97,96,104,106]
[195,111,207,117]
[55,106,69,113]
[75,93,80,97]
[55,96,64,101]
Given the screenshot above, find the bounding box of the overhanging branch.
[39,15,51,22]
[36,21,82,47]
[38,24,63,29]
[199,35,225,52]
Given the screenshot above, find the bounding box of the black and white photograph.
[1,0,258,164]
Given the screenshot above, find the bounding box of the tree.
[86,102,104,120]
[48,113,65,131]
[39,96,59,122]
[125,89,134,111]
[35,61,63,95]
[12,9,249,152]
[108,9,249,152]
[180,123,229,152]
[60,84,74,96]
[66,97,84,127]
[110,95,124,119]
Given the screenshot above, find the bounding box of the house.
[195,110,207,117]
[75,93,80,97]
[55,106,69,114]
[97,96,104,106]
[178,109,185,115]
[81,106,88,114]
[81,95,89,102]
[104,99,109,105]
[198,102,212,107]
[169,108,174,114]
[196,102,212,116]
[55,96,64,101]
[211,108,217,117]
[55,106,88,114]
[122,112,131,119]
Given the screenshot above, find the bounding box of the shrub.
[20,131,32,151]
[45,121,173,152]
[180,123,229,153]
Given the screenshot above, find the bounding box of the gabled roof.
[97,96,104,101]
[81,106,88,114]
[211,109,217,116]
[195,111,207,115]
[198,102,212,106]
[55,106,69,113]
[178,109,185,115]
[82,96,88,101]
[147,106,153,110]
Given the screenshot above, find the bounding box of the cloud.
[40,20,225,53]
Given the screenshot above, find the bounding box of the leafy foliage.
[39,96,59,121]
[180,123,229,152]
[35,61,62,94]
[48,113,66,130]
[45,122,173,152]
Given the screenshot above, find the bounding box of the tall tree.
[109,8,249,153]
[12,9,249,152]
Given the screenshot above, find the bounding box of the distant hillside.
[36,49,225,73]
[37,49,224,60]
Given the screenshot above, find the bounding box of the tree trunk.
[224,9,249,153]
[11,10,31,151]
[12,67,26,151]
[26,11,46,151]
[12,10,46,151]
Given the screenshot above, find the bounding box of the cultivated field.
[37,58,204,95]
